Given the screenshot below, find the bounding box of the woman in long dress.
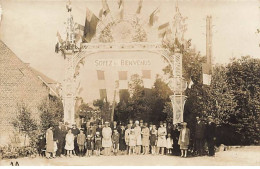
[46,125,54,159]
[65,129,74,157]
[102,122,112,156]
[141,122,150,155]
[178,122,190,158]
[134,121,142,155]
[157,121,167,155]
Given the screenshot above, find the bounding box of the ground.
[0,146,259,166]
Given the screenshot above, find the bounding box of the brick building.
[0,40,60,145]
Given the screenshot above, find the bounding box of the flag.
[75,23,84,43]
[136,0,143,14]
[119,89,130,102]
[142,70,151,79]
[99,89,107,101]
[83,8,99,43]
[118,0,124,20]
[55,43,59,53]
[99,0,110,19]
[202,63,212,85]
[158,22,170,38]
[97,70,105,80]
[149,7,160,26]
[188,78,194,89]
[118,71,127,80]
[118,71,128,89]
[56,31,64,44]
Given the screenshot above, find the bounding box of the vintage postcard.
[0,0,259,166]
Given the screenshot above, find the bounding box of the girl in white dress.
[65,129,74,157]
[157,122,167,155]
[166,133,173,154]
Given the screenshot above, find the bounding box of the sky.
[0,0,260,83]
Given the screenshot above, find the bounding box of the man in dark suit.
[205,116,216,156]
[54,122,66,157]
[194,116,206,156]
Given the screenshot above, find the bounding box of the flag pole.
[111,80,119,122]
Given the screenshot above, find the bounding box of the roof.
[30,67,58,84]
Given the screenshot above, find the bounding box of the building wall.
[0,41,50,145]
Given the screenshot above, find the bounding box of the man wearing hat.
[54,122,66,157]
[194,116,206,156]
[205,116,216,156]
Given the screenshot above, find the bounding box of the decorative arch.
[61,6,186,125]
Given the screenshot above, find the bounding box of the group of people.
[39,116,216,159]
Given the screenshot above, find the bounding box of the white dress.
[166,138,173,149]
[102,127,112,147]
[65,133,74,150]
[157,127,167,147]
[134,126,142,146]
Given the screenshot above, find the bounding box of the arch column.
[63,50,76,124]
[169,52,186,124]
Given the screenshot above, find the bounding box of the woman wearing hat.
[102,122,112,156]
[134,120,142,155]
[46,125,54,159]
[178,122,190,158]
[157,121,167,155]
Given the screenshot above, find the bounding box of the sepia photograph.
[0,0,259,166]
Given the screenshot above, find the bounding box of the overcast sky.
[0,0,260,83]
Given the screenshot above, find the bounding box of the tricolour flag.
[136,0,143,14]
[142,70,151,79]
[118,71,128,89]
[75,23,84,43]
[99,89,107,102]
[118,71,127,80]
[119,89,130,103]
[83,8,99,43]
[158,22,170,38]
[97,70,105,80]
[118,0,124,20]
[202,63,212,85]
[99,0,110,19]
[149,7,160,26]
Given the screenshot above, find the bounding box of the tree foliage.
[38,96,63,131]
[114,74,173,124]
[12,104,38,147]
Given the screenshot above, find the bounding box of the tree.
[12,104,38,147]
[93,99,111,122]
[38,96,63,131]
[225,56,260,145]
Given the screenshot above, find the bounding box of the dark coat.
[195,121,206,139]
[54,126,65,141]
[205,122,216,140]
[178,128,190,146]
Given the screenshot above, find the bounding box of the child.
[150,125,157,155]
[166,133,173,155]
[95,132,102,156]
[112,130,119,155]
[86,135,92,157]
[37,135,46,157]
[53,139,57,158]
[128,129,136,155]
[77,129,86,157]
